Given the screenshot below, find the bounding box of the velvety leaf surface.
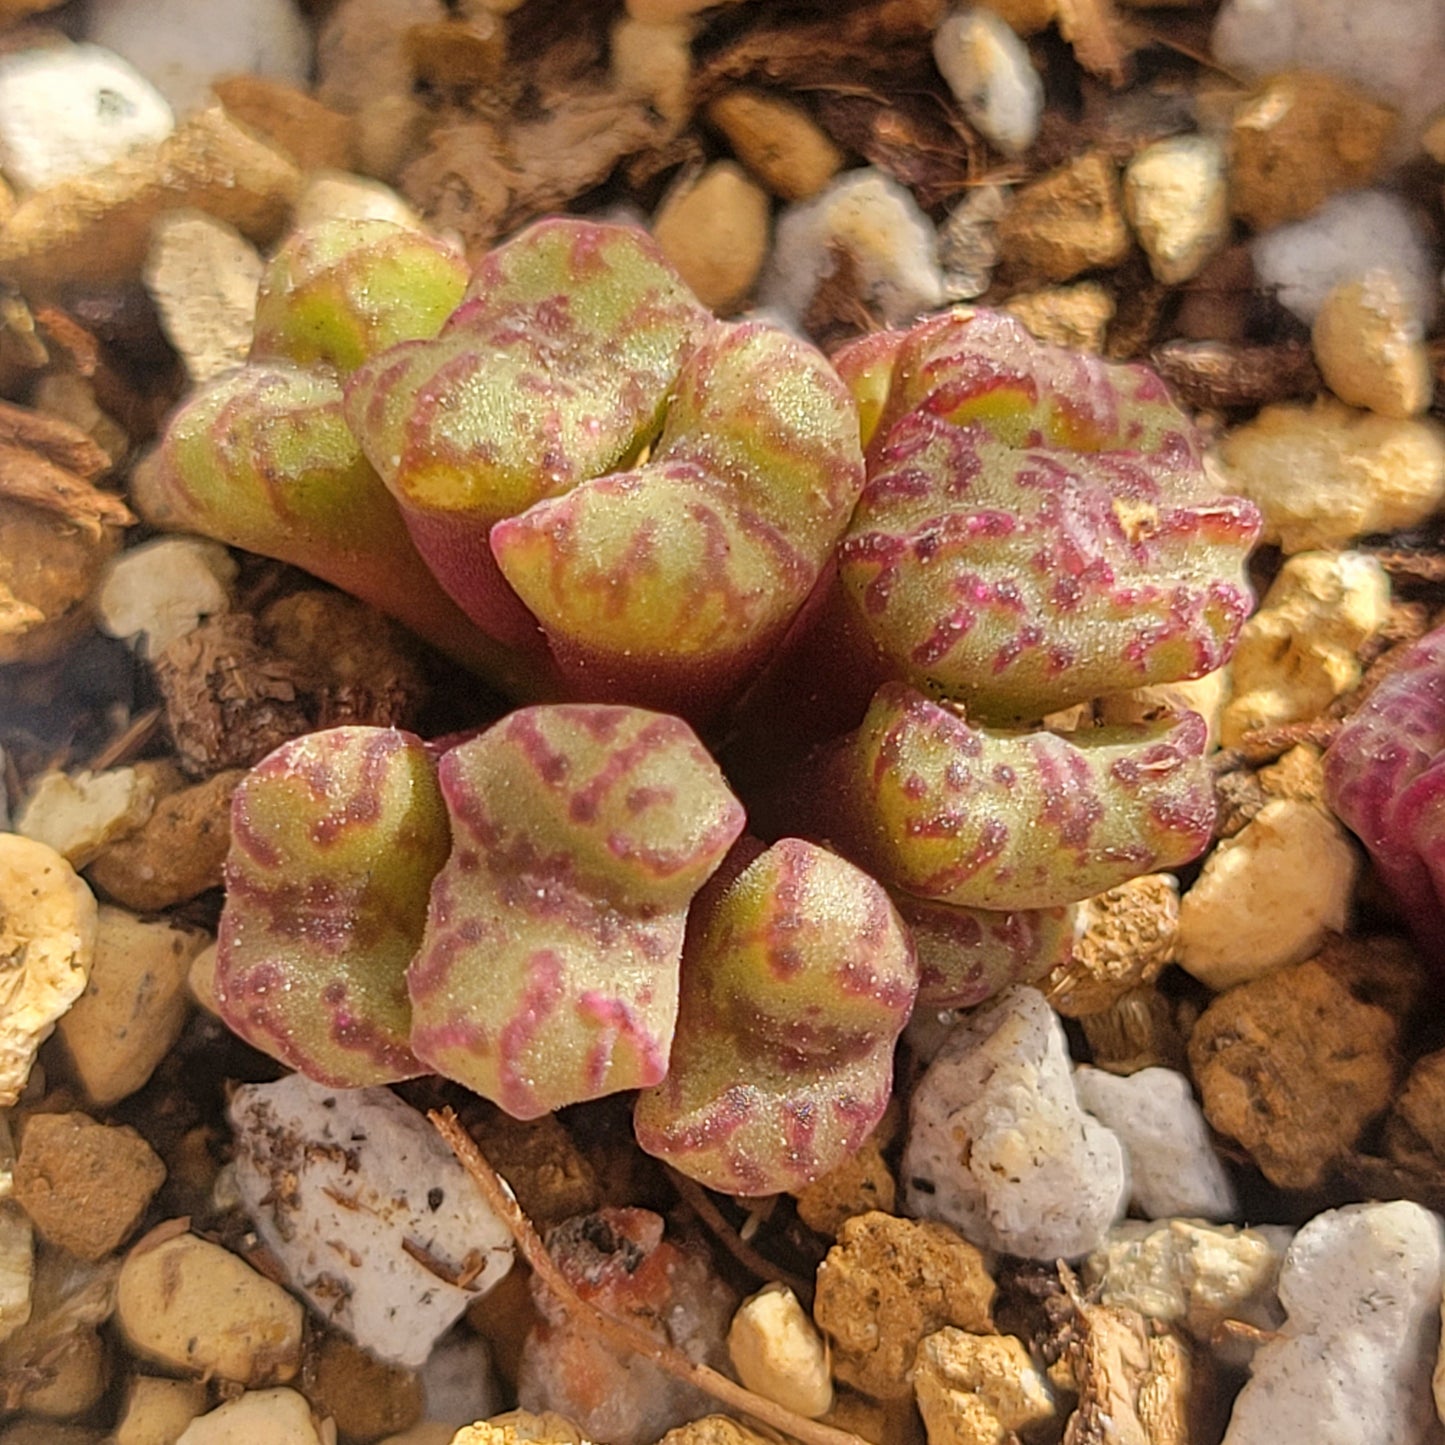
[1324,624,1445,959]
[832,309,1260,720]
[133,363,520,681]
[250,219,470,375]
[803,682,1214,910]
[633,837,916,1195]
[491,320,864,716]
[408,704,745,1118]
[342,219,709,648]
[216,726,449,1086]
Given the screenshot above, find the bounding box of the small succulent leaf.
[1324,625,1445,956]
[894,892,1079,1009]
[832,309,1261,720]
[342,219,709,642]
[804,682,1214,910]
[491,320,865,716]
[136,363,522,681]
[250,219,470,374]
[216,726,449,1086]
[633,837,917,1196]
[407,704,746,1119]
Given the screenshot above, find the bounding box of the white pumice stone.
[0,43,173,191]
[87,0,313,116]
[1223,1200,1445,1445]
[96,536,237,658]
[903,986,1128,1260]
[932,8,1043,158]
[1251,189,1437,329]
[760,167,945,328]
[1074,1065,1238,1222]
[229,1075,514,1370]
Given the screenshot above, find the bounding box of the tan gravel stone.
[996,151,1130,282]
[913,1330,1056,1445]
[112,1375,207,1445]
[1188,953,1398,1190]
[1215,397,1445,552]
[706,88,843,201]
[652,161,770,313]
[307,1334,424,1442]
[791,1132,896,1237]
[1124,134,1229,284]
[13,1111,164,1261]
[175,1388,323,1444]
[1229,71,1396,232]
[1312,269,1433,418]
[1002,280,1114,351]
[117,1230,304,1386]
[814,1211,995,1401]
[0,108,299,291]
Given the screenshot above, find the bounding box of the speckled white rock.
[1251,190,1436,329]
[1074,1066,1237,1222]
[96,536,237,658]
[87,0,313,116]
[760,167,944,328]
[1085,1219,1290,1350]
[903,986,1128,1260]
[0,44,173,192]
[1212,0,1445,144]
[1223,1201,1445,1445]
[1221,549,1390,746]
[229,1075,514,1370]
[1123,134,1228,284]
[1175,798,1357,990]
[933,8,1043,158]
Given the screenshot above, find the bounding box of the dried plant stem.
[431,1108,866,1445]
[664,1164,815,1308]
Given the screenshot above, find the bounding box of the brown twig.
[430,1108,865,1445]
[664,1164,815,1308]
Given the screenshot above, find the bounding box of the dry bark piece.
[0,108,301,291]
[813,1211,996,1401]
[151,613,309,777]
[1150,339,1320,411]
[1078,985,1188,1076]
[12,1112,165,1262]
[1384,1048,1445,1175]
[1188,951,1399,1190]
[467,1113,601,1228]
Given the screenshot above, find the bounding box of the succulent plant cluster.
[145,213,1263,1195]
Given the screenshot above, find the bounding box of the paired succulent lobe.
[633,836,917,1195]
[216,726,449,1086]
[407,704,745,1119]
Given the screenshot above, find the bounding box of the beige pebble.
[143,211,263,385]
[117,1230,304,1387]
[706,88,843,202]
[294,169,422,230]
[914,1329,1056,1445]
[1124,134,1228,284]
[727,1284,833,1418]
[1216,397,1445,552]
[611,17,693,130]
[15,767,160,871]
[1176,799,1357,990]
[1001,281,1114,352]
[55,907,210,1108]
[1097,669,1228,752]
[14,1326,108,1420]
[448,1414,588,1443]
[112,1375,208,1445]
[14,1111,165,1261]
[996,151,1130,282]
[1312,268,1433,418]
[0,107,299,291]
[652,161,770,313]
[1229,71,1396,232]
[176,1388,324,1444]
[211,74,356,175]
[1221,550,1390,746]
